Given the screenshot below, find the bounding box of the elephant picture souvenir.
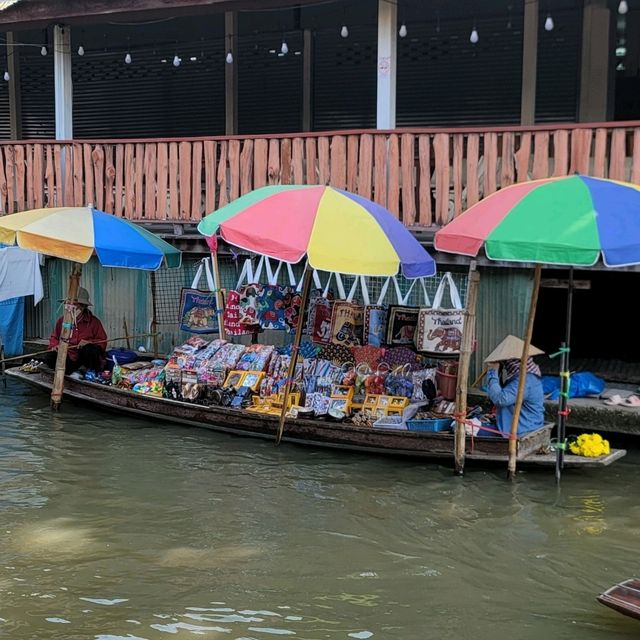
[385,306,419,346]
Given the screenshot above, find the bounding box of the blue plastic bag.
[542,372,605,401]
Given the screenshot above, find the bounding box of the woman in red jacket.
[44,287,108,373]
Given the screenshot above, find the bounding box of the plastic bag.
[542,372,605,400]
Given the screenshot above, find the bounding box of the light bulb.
[3,71,9,81]
[40,46,47,56]
[618,1,629,14]
[77,45,85,56]
[470,28,479,44]
[399,23,408,38]
[125,52,132,64]
[544,15,554,31]
[281,40,288,54]
[341,25,349,38]
[173,55,180,67]
[226,50,233,64]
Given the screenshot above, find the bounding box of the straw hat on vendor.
[59,287,93,307]
[485,335,543,371]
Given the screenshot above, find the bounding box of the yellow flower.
[569,433,610,457]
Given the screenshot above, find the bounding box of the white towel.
[0,246,44,305]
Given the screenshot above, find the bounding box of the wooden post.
[7,32,22,141]
[507,263,542,479]
[225,11,238,136]
[276,267,313,445]
[149,270,159,357]
[520,0,538,125]
[454,262,480,475]
[51,262,82,409]
[210,250,226,341]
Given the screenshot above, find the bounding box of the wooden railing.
[1,122,639,226]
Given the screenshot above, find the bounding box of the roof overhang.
[0,0,323,30]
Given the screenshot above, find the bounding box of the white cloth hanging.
[0,247,43,305]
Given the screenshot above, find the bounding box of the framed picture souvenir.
[364,305,387,347]
[385,306,419,346]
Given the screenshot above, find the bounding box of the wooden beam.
[54,25,73,140]
[0,0,324,29]
[376,0,397,129]
[224,11,238,136]
[6,32,21,140]
[520,0,538,125]
[302,28,313,133]
[579,0,612,122]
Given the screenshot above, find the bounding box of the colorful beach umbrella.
[434,175,640,267]
[0,206,181,270]
[197,185,435,278]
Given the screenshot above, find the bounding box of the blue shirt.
[485,369,545,437]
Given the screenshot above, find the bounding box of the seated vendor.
[43,287,108,373]
[484,335,545,437]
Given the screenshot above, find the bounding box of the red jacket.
[49,311,108,361]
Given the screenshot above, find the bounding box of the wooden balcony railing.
[1,122,639,226]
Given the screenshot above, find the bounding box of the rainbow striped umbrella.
[434,175,640,267]
[197,185,435,278]
[0,206,181,270]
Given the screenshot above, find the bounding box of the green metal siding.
[473,266,535,379]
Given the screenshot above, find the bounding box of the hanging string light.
[40,45,47,56]
[281,37,288,54]
[544,14,554,31]
[618,1,629,14]
[3,70,9,81]
[125,52,132,64]
[399,23,408,38]
[77,44,85,56]
[173,54,181,67]
[469,26,479,44]
[340,24,349,38]
[226,50,233,64]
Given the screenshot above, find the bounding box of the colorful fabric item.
[351,345,384,369]
[385,306,419,346]
[318,343,353,365]
[223,289,254,336]
[308,296,334,344]
[238,283,263,328]
[236,344,274,371]
[434,175,640,268]
[363,305,387,347]
[503,357,542,380]
[330,302,363,347]
[256,284,287,331]
[197,185,436,278]
[0,206,181,269]
[381,346,421,371]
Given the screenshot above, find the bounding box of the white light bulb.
[281,40,288,54]
[544,15,554,31]
[77,45,85,56]
[618,1,629,14]
[341,25,349,38]
[470,28,479,44]
[399,23,408,38]
[226,51,233,64]
[3,71,9,81]
[40,46,47,56]
[125,52,132,64]
[173,55,180,67]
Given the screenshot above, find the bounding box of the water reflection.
[0,379,638,639]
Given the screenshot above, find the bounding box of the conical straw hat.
[484,335,544,363]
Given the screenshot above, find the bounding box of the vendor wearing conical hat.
[484,335,545,437]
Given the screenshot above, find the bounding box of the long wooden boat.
[597,579,640,621]
[6,367,626,468]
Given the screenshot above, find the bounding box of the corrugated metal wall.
[473,266,535,378]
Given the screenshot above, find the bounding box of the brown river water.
[0,378,638,640]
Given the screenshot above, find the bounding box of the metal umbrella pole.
[555,268,574,484]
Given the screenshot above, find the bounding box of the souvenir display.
[363,305,387,347]
[330,301,364,347]
[179,257,219,334]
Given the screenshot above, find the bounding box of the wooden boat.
[598,579,640,621]
[6,367,626,468]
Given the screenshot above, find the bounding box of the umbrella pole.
[556,267,574,483]
[210,249,226,341]
[507,263,542,480]
[276,267,313,446]
[454,262,480,476]
[51,262,83,410]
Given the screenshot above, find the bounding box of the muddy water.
[0,379,638,639]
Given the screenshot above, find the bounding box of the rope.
[549,346,571,359]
